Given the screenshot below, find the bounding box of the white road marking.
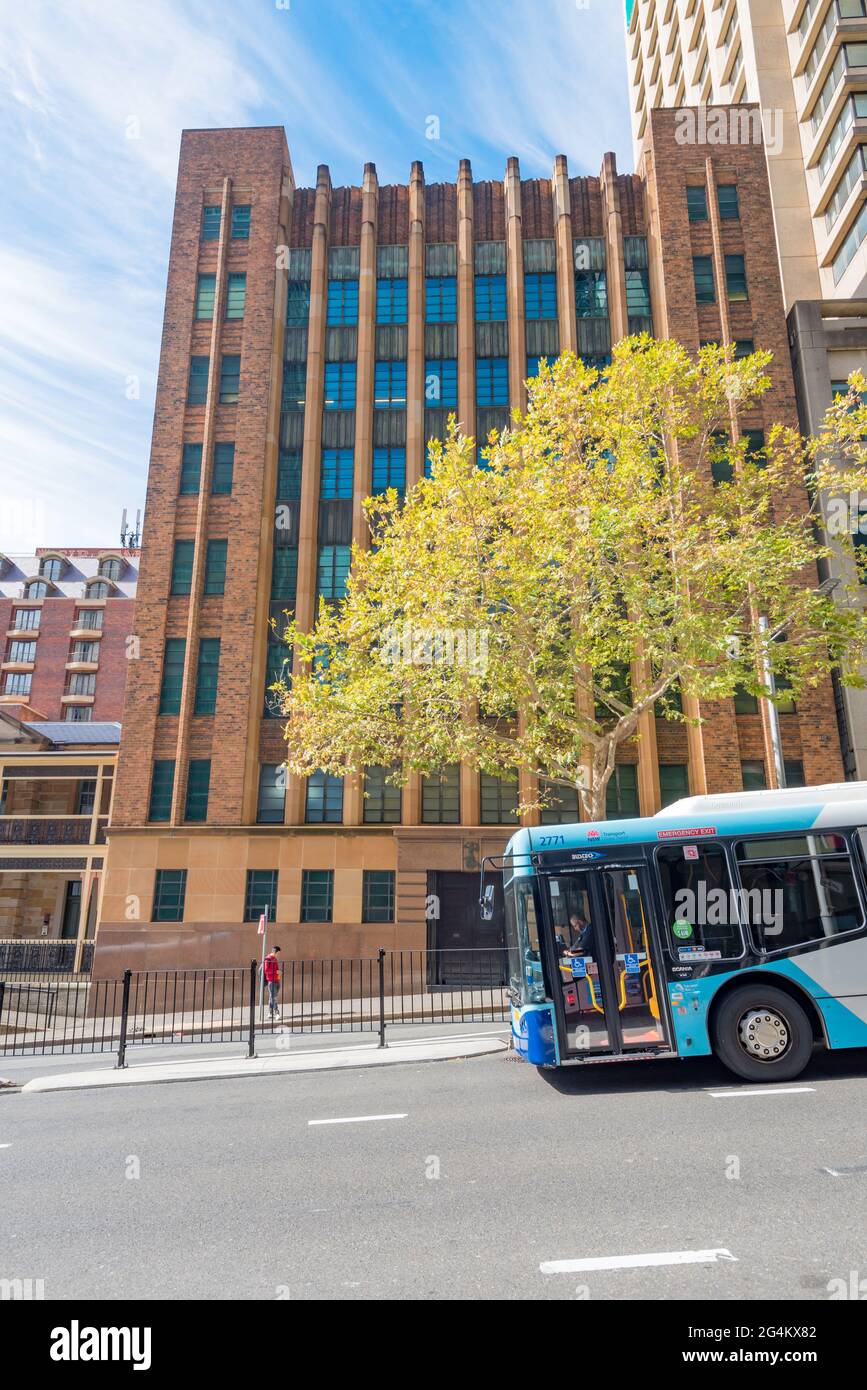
[540,1248,737,1275]
[308,1113,408,1127]
[708,1086,815,1098]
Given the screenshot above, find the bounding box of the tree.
[275,338,867,822]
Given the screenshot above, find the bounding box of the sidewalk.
[16,1027,510,1095]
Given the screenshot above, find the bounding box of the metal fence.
[0,940,94,973]
[0,948,509,1063]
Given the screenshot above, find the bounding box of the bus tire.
[711,983,813,1082]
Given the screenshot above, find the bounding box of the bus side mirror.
[480,884,495,920]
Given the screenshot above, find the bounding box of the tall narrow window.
[316,545,350,600]
[327,279,359,325]
[363,766,402,823]
[153,868,186,921]
[422,765,460,823]
[301,869,333,923]
[725,254,748,302]
[194,638,220,715]
[195,274,216,319]
[374,361,407,408]
[219,354,241,403]
[159,638,186,714]
[323,363,356,410]
[171,540,195,596]
[184,759,211,822]
[659,764,689,806]
[257,764,286,824]
[305,770,344,823]
[225,272,246,319]
[480,772,519,824]
[606,765,639,818]
[245,870,278,921]
[212,442,234,495]
[320,449,354,499]
[717,185,740,220]
[201,206,221,241]
[686,186,708,221]
[692,256,715,304]
[187,356,209,405]
[204,540,227,596]
[425,276,457,323]
[524,272,557,319]
[376,278,408,325]
[362,870,395,923]
[148,761,175,822]
[475,274,507,321]
[180,443,202,495]
[230,204,251,239]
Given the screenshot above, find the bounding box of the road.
[2,1041,867,1300]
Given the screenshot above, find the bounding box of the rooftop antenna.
[119,508,142,553]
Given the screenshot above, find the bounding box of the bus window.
[505,878,546,1003]
[656,843,744,959]
[735,835,863,951]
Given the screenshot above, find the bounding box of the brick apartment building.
[0,546,138,961]
[95,109,845,975]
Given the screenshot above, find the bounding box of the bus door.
[542,865,670,1057]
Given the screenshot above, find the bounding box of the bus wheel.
[711,984,814,1082]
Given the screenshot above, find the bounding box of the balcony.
[0,816,108,847]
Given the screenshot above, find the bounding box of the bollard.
[115,969,132,1069]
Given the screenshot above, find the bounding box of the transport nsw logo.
[656,826,717,840]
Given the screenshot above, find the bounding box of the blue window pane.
[305,770,344,823]
[320,449,354,499]
[376,278,408,325]
[374,360,407,409]
[317,544,351,599]
[476,357,509,406]
[372,447,406,496]
[526,357,542,379]
[230,204,251,239]
[327,279,359,325]
[475,274,506,321]
[324,363,357,410]
[201,206,221,241]
[524,272,557,320]
[424,359,458,408]
[286,280,310,325]
[425,276,457,323]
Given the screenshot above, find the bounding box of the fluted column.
[600,152,628,345]
[352,163,378,549]
[457,159,476,441]
[553,154,577,357]
[504,157,526,415]
[406,160,425,489]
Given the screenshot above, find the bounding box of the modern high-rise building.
[625,1,867,778]
[94,112,844,973]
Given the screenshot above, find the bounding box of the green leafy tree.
[275,338,867,821]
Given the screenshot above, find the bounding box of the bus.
[495,783,867,1081]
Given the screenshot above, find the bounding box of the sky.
[0,0,633,556]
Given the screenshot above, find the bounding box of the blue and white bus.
[497,784,867,1081]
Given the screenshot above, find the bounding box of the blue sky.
[0,0,632,555]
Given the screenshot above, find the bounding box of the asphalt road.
[3,1043,867,1301]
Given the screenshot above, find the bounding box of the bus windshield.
[505,877,545,1003]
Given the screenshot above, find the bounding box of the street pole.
[258,905,269,1026]
[758,615,786,789]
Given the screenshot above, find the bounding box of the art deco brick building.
[95,109,845,972]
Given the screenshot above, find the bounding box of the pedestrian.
[264,946,282,1020]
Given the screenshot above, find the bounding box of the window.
[201,206,221,241]
[606,764,639,818]
[86,581,109,600]
[376,278,407,325]
[219,354,241,403]
[692,256,715,303]
[656,843,743,958]
[539,780,580,824]
[317,545,350,600]
[323,363,356,410]
[476,358,508,406]
[686,185,707,221]
[480,772,519,824]
[426,276,457,323]
[159,638,186,714]
[195,274,216,319]
[171,539,195,596]
[725,254,748,302]
[374,360,407,408]
[194,637,220,715]
[8,641,36,663]
[77,609,103,630]
[212,442,234,495]
[422,765,460,823]
[785,760,806,787]
[271,547,297,599]
[230,204,251,239]
[204,540,227,596]
[305,770,343,823]
[282,363,307,411]
[526,356,543,380]
[67,672,96,695]
[371,448,405,497]
[320,449,354,499]
[301,869,334,923]
[736,833,862,951]
[363,766,402,823]
[625,268,651,319]
[39,557,64,581]
[741,759,767,791]
[225,272,246,319]
[278,451,302,499]
[23,582,48,598]
[245,870,278,922]
[362,870,395,923]
[70,641,99,663]
[188,356,209,405]
[153,868,186,922]
[717,185,740,220]
[184,759,211,822]
[257,764,286,824]
[286,280,310,326]
[660,764,689,806]
[327,279,359,326]
[733,340,754,359]
[99,557,122,582]
[12,610,40,631]
[65,705,92,722]
[524,272,557,319]
[424,359,457,408]
[733,684,759,714]
[180,444,202,495]
[3,672,31,695]
[476,274,506,321]
[76,780,96,815]
[148,761,175,822]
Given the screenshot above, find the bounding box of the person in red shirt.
[264,947,282,1020]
